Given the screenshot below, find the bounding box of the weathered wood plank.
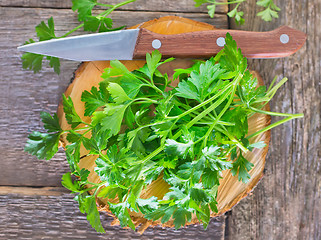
[0,7,227,187]
[0,0,228,13]
[0,190,225,239]
[0,186,68,196]
[227,0,320,240]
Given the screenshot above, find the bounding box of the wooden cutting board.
[57,16,271,232]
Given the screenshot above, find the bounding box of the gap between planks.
[0,186,69,196]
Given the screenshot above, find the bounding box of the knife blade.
[17,26,306,61]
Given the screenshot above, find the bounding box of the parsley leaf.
[223,107,248,139]
[21,37,60,74]
[120,75,144,99]
[175,59,227,102]
[165,139,194,159]
[21,53,60,75]
[202,168,220,189]
[72,0,97,21]
[193,0,280,24]
[61,172,81,193]
[175,79,200,102]
[92,103,128,135]
[107,82,131,104]
[227,5,245,25]
[35,17,56,41]
[127,180,145,211]
[95,145,135,184]
[76,194,105,233]
[256,0,280,21]
[136,197,159,214]
[102,60,131,79]
[65,142,81,172]
[84,16,125,32]
[21,17,61,74]
[108,202,135,230]
[173,207,192,229]
[62,94,84,128]
[231,152,254,183]
[25,131,60,160]
[40,111,61,132]
[81,81,109,116]
[21,52,44,74]
[217,33,247,73]
[47,56,60,75]
[201,146,233,171]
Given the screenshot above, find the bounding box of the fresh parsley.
[25,34,303,232]
[20,0,136,74]
[194,0,280,25]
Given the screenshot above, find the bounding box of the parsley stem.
[60,127,91,139]
[265,77,289,100]
[176,80,234,121]
[140,146,164,164]
[109,0,136,10]
[249,106,303,117]
[201,73,246,153]
[133,97,158,104]
[176,102,213,122]
[247,113,304,139]
[196,121,234,126]
[87,181,102,186]
[267,76,278,92]
[132,100,156,105]
[186,75,241,130]
[99,152,114,166]
[170,79,237,141]
[202,92,234,150]
[59,24,84,38]
[215,126,248,153]
[96,3,114,7]
[140,81,163,95]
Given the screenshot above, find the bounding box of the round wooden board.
[57,16,271,232]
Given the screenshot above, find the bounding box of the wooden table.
[0,0,319,239]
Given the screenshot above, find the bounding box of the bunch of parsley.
[194,0,281,25]
[21,0,136,74]
[25,34,303,232]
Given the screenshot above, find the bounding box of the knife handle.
[133,26,306,59]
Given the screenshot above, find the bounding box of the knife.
[17,26,306,61]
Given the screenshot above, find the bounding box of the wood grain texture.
[133,26,306,59]
[0,0,228,13]
[0,6,226,187]
[0,190,225,239]
[227,0,321,239]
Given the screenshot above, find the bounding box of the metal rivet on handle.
[152,39,162,49]
[216,37,226,47]
[280,34,289,44]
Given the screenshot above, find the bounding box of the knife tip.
[17,45,26,51]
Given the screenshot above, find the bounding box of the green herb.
[256,0,281,21]
[25,34,303,232]
[194,0,280,25]
[20,0,136,74]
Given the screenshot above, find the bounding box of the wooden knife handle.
[133,26,306,59]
